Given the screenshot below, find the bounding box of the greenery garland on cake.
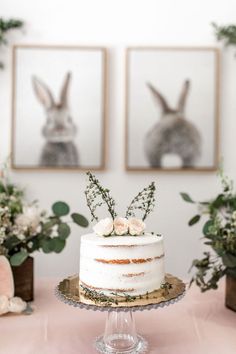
[85,172,156,237]
[181,169,236,291]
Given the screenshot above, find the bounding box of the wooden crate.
[225,274,236,312]
[12,257,34,301]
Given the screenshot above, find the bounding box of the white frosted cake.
[79,232,165,296]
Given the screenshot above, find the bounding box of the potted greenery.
[181,170,236,311]
[0,170,88,301]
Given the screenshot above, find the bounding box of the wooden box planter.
[12,256,34,302]
[225,274,236,312]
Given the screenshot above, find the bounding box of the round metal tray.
[55,273,186,312]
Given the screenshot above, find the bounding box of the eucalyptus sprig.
[85,172,117,221]
[125,182,156,221]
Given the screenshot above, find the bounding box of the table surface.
[0,278,236,354]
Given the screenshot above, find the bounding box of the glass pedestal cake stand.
[55,274,185,354]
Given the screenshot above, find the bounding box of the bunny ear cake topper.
[85,172,156,237]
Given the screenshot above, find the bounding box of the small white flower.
[114,217,129,236]
[128,218,146,236]
[16,234,25,241]
[93,218,113,236]
[8,297,27,313]
[0,295,9,315]
[232,210,236,220]
[15,206,41,233]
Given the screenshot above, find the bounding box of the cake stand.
[55,274,185,354]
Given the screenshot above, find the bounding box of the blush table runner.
[0,278,236,354]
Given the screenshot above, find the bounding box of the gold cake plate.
[56,273,186,312]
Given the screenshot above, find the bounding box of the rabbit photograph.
[32,72,79,167]
[126,47,220,171]
[12,45,107,170]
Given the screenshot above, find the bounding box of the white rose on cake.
[93,218,113,236]
[114,217,129,235]
[128,218,146,236]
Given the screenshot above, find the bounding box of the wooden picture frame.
[11,44,108,171]
[125,47,220,172]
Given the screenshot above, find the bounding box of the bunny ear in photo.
[32,76,55,110]
[146,82,171,113]
[60,72,71,108]
[178,79,190,114]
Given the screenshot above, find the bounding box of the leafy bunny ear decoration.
[125,182,156,221]
[85,172,117,221]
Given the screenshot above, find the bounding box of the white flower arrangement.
[0,169,88,266]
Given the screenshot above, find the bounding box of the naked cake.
[79,172,165,298]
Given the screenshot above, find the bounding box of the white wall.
[1,0,236,279]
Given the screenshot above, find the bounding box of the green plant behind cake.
[181,168,236,291]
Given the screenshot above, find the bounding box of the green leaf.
[211,194,224,209]
[202,220,214,236]
[29,238,40,252]
[180,193,194,203]
[4,235,21,250]
[71,213,89,228]
[51,237,66,253]
[222,254,236,268]
[188,214,201,226]
[52,201,70,217]
[42,218,58,231]
[10,250,28,266]
[41,239,54,253]
[58,223,71,240]
[0,182,6,193]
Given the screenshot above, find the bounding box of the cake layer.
[79,233,165,296]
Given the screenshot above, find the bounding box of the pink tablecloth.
[0,278,236,354]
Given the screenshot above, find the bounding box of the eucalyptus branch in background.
[125,182,156,221]
[0,17,24,68]
[212,22,236,47]
[85,172,117,221]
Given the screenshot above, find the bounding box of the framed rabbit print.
[11,45,107,170]
[125,47,220,171]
